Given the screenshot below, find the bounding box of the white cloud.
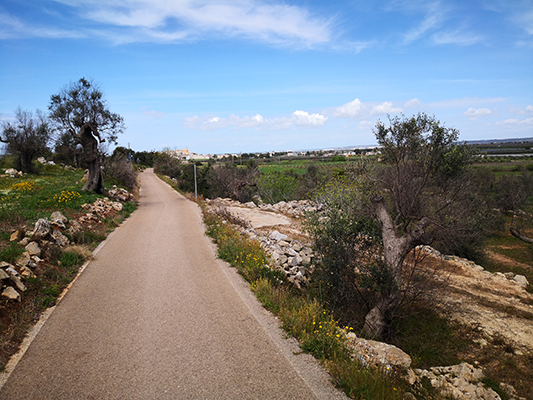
[370,101,403,116]
[332,98,365,118]
[510,105,533,115]
[184,110,327,131]
[431,30,483,46]
[0,11,85,40]
[400,1,446,44]
[496,118,533,126]
[429,97,507,108]
[292,110,328,126]
[463,107,494,120]
[49,0,333,46]
[142,107,166,119]
[404,98,421,108]
[357,120,374,130]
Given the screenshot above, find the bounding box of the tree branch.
[510,226,533,244]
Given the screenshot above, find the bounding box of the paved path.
[0,169,346,399]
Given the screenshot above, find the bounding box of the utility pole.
[194,164,198,200]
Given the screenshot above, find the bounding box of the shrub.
[257,170,300,204]
[103,153,136,190]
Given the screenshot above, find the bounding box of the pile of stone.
[37,157,56,166]
[79,198,125,225]
[107,187,135,203]
[2,214,71,303]
[345,332,521,400]
[1,191,134,303]
[2,168,24,178]
[255,199,322,218]
[418,245,530,288]
[255,230,314,288]
[205,198,317,288]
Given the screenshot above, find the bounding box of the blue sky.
[1,0,532,154]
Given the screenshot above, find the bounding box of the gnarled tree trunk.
[510,226,533,244]
[362,195,432,339]
[80,123,103,194]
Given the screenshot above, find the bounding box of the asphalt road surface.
[0,169,346,399]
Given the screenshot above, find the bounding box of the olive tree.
[307,113,488,340]
[49,78,125,194]
[363,113,479,338]
[0,107,52,173]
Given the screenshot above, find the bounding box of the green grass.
[0,167,99,224]
[0,242,24,264]
[391,306,477,369]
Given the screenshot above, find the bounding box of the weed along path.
[0,169,346,400]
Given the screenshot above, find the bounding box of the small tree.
[307,113,489,340]
[208,163,259,202]
[0,107,52,173]
[49,78,125,193]
[363,113,477,338]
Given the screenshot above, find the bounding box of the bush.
[305,179,384,328]
[257,170,300,203]
[207,163,258,202]
[103,153,136,190]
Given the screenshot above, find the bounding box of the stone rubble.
[205,198,317,288]
[2,168,23,178]
[2,189,134,304]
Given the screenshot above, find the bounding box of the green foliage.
[0,169,98,223]
[0,108,52,173]
[391,306,474,369]
[257,170,300,203]
[331,155,347,162]
[49,78,125,144]
[204,212,283,284]
[70,231,107,247]
[121,201,137,217]
[496,172,533,212]
[305,179,383,327]
[207,163,258,202]
[0,242,24,264]
[59,251,84,270]
[103,153,137,190]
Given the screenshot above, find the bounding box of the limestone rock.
[269,230,289,242]
[25,241,41,257]
[15,252,32,268]
[513,274,529,288]
[2,287,21,302]
[0,269,11,280]
[10,229,24,242]
[11,275,27,292]
[415,363,501,400]
[51,229,69,247]
[19,237,31,246]
[50,211,68,228]
[20,266,36,279]
[68,219,82,234]
[0,261,11,269]
[4,168,20,178]
[346,333,412,371]
[31,218,51,240]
